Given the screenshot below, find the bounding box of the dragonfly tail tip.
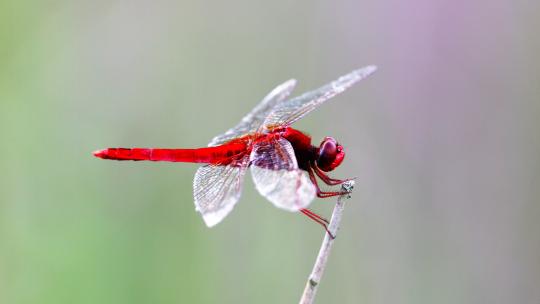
[93,149,107,159]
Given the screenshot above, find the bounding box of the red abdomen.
[93,141,247,165]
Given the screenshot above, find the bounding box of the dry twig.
[299,180,354,304]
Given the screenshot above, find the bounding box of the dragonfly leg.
[301,208,329,224]
[308,166,351,198]
[300,208,335,239]
[312,162,355,186]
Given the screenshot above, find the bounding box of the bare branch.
[299,180,354,304]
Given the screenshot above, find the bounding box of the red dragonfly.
[94,66,377,237]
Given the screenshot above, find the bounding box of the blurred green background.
[1,1,539,303]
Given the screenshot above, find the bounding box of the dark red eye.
[317,137,345,172]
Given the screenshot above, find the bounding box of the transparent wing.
[208,79,297,146]
[262,65,377,129]
[250,138,316,211]
[193,156,249,227]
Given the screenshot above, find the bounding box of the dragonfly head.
[316,137,345,172]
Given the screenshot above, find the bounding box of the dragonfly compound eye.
[317,137,345,172]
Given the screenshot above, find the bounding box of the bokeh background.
[1,1,539,303]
